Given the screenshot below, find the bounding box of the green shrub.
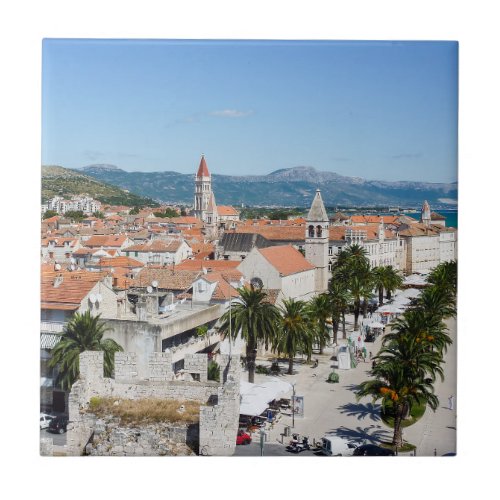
[89,396,103,411]
[207,361,220,382]
[255,365,270,375]
[326,371,339,383]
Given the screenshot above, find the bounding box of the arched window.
[316,225,322,237]
[308,225,315,237]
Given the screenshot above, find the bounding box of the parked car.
[320,436,362,456]
[353,444,395,456]
[40,413,55,430]
[48,416,69,434]
[236,430,252,445]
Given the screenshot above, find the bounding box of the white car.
[40,413,55,430]
[320,436,363,456]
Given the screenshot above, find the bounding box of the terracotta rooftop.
[85,234,129,248]
[41,270,108,310]
[170,216,202,226]
[95,256,145,268]
[258,245,315,276]
[133,268,201,291]
[431,211,446,221]
[350,215,399,224]
[217,205,239,216]
[176,259,240,271]
[200,272,241,300]
[125,239,184,253]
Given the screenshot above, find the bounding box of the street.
[233,315,457,457]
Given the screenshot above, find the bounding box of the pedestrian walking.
[448,395,454,410]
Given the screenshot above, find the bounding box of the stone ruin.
[43,350,241,457]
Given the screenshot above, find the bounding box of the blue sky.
[42,39,458,183]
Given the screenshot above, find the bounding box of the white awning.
[239,377,292,416]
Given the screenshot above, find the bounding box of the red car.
[236,430,252,445]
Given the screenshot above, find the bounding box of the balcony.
[40,321,65,334]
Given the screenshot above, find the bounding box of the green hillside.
[41,165,158,207]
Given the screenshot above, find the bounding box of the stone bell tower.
[305,189,330,293]
[193,155,212,222]
[421,200,431,227]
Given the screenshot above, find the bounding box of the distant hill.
[79,164,458,208]
[42,165,158,207]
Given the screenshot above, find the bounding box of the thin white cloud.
[210,109,253,118]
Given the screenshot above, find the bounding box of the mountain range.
[41,165,157,207]
[78,164,458,208]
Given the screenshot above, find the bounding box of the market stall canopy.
[400,288,421,299]
[239,378,293,416]
[403,274,428,287]
[377,304,405,314]
[367,321,385,329]
[392,296,411,305]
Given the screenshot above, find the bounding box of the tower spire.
[197,154,210,177]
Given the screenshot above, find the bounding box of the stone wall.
[62,350,240,456]
[198,355,241,456]
[147,352,174,381]
[184,354,208,382]
[85,418,198,456]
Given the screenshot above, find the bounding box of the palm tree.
[350,272,373,331]
[48,311,123,391]
[307,294,331,354]
[372,266,386,307]
[384,308,452,361]
[328,281,352,342]
[415,285,456,322]
[218,285,280,383]
[358,307,448,447]
[383,266,403,300]
[357,358,440,448]
[274,298,312,374]
[427,260,457,294]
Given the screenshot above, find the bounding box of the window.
[316,225,322,237]
[308,225,315,237]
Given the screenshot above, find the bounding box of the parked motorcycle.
[286,434,310,453]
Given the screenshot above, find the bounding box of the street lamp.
[291,382,296,428]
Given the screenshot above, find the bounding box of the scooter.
[286,434,310,453]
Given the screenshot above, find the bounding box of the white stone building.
[124,238,192,265]
[237,245,316,301]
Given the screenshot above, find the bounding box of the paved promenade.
[243,315,457,457]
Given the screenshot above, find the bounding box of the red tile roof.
[176,259,240,271]
[96,256,145,268]
[258,245,315,276]
[217,205,239,216]
[41,270,108,310]
[133,268,201,291]
[125,239,184,253]
[85,234,129,248]
[351,215,399,224]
